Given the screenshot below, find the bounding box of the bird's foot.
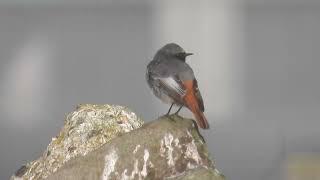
[164,113,176,122]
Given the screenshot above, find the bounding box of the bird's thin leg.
[166,103,174,115]
[174,105,183,115]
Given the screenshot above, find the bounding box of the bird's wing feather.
[154,76,186,104]
[193,79,205,112]
[158,76,186,96]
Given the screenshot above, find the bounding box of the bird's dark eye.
[175,52,186,60]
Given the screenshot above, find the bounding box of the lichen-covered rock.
[11,104,143,180]
[47,115,225,180]
[174,167,225,180]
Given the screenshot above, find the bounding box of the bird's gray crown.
[155,43,193,61]
[159,43,186,56]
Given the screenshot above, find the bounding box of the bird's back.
[147,55,195,80]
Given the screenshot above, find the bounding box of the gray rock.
[47,115,224,180]
[11,104,143,180]
[11,104,224,180]
[174,167,225,180]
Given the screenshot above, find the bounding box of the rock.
[47,115,224,180]
[11,104,225,180]
[174,167,225,180]
[11,104,143,180]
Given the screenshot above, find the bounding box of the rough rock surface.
[174,167,225,180]
[11,104,224,180]
[47,115,224,180]
[11,104,143,180]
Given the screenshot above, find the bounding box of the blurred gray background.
[0,0,319,179]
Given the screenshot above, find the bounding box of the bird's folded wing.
[155,76,186,103]
[193,79,205,112]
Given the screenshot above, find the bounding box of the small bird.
[146,43,209,129]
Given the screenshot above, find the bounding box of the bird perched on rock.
[146,43,209,129]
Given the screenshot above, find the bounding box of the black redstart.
[146,43,209,129]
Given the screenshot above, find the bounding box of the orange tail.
[183,82,209,129]
[190,105,209,129]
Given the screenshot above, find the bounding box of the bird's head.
[158,43,193,61]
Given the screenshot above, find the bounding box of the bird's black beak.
[185,52,193,56]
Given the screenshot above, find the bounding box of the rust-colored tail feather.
[191,106,209,129]
[183,82,210,129]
